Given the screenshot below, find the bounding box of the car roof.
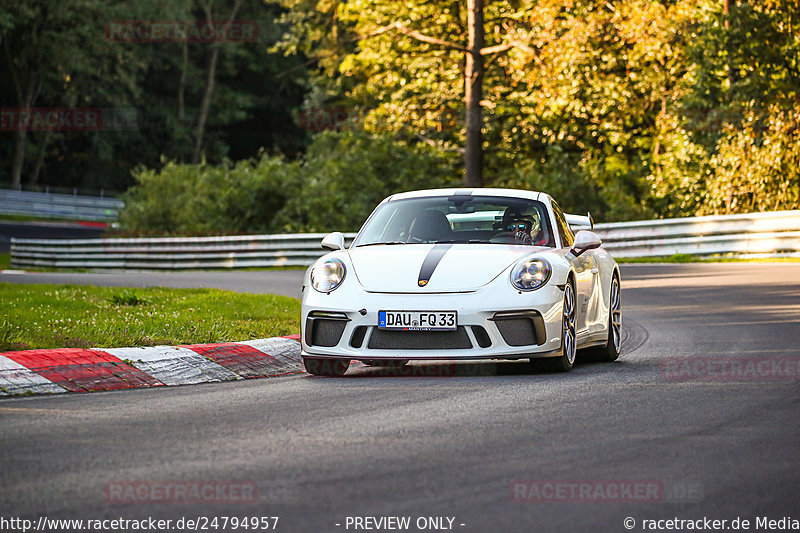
[385,188,546,203]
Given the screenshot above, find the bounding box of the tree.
[278,0,546,187]
[119,130,455,235]
[0,0,134,188]
[191,0,245,163]
[278,1,703,220]
[0,0,309,192]
[653,0,800,215]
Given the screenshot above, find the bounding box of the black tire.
[531,279,577,372]
[303,357,350,376]
[581,273,622,362]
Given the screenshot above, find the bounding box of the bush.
[119,130,457,235]
[119,155,296,235]
[703,104,800,214]
[272,130,457,233]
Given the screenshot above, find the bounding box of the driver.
[501,207,536,244]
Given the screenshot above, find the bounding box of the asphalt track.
[0,269,304,299]
[1,263,799,533]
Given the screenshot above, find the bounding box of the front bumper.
[300,283,565,361]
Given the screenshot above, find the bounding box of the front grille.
[367,327,473,350]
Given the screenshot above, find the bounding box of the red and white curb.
[0,335,302,397]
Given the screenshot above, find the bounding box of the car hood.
[347,244,542,293]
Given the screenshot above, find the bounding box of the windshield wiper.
[468,239,494,244]
[354,241,407,247]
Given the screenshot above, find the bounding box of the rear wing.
[565,212,594,231]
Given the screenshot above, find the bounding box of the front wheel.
[584,274,622,362]
[532,280,577,372]
[303,357,350,376]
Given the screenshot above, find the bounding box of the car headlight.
[510,258,551,291]
[310,258,346,293]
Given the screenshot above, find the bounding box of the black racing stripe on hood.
[417,244,453,287]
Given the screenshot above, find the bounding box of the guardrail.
[10,233,358,270]
[9,210,800,269]
[593,210,800,258]
[0,189,123,222]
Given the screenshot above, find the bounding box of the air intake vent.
[350,326,368,348]
[490,311,546,347]
[471,326,492,348]
[306,311,350,347]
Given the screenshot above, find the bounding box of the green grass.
[617,253,800,263]
[0,283,300,351]
[0,253,9,270]
[1,214,67,223]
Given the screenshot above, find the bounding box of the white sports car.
[300,188,621,376]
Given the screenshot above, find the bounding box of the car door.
[552,202,597,334]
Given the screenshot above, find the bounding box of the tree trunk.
[191,0,244,164]
[464,0,484,188]
[724,0,735,88]
[191,45,219,163]
[178,41,188,122]
[29,129,54,186]
[5,40,40,189]
[10,129,27,189]
[9,80,40,188]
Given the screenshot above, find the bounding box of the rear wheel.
[532,279,576,372]
[303,357,349,376]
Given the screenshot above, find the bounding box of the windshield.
[351,195,555,248]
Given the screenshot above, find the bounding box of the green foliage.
[276,0,700,220]
[109,289,149,307]
[120,130,457,235]
[4,0,798,222]
[120,154,296,235]
[0,0,309,192]
[493,146,607,219]
[703,104,800,214]
[272,130,458,232]
[651,0,800,216]
[277,0,799,221]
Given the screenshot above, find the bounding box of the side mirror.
[321,232,345,251]
[570,230,602,257]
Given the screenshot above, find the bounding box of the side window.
[551,201,575,248]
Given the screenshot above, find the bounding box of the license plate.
[378,310,457,331]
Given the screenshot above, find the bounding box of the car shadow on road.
[328,317,650,379]
[336,358,619,378]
